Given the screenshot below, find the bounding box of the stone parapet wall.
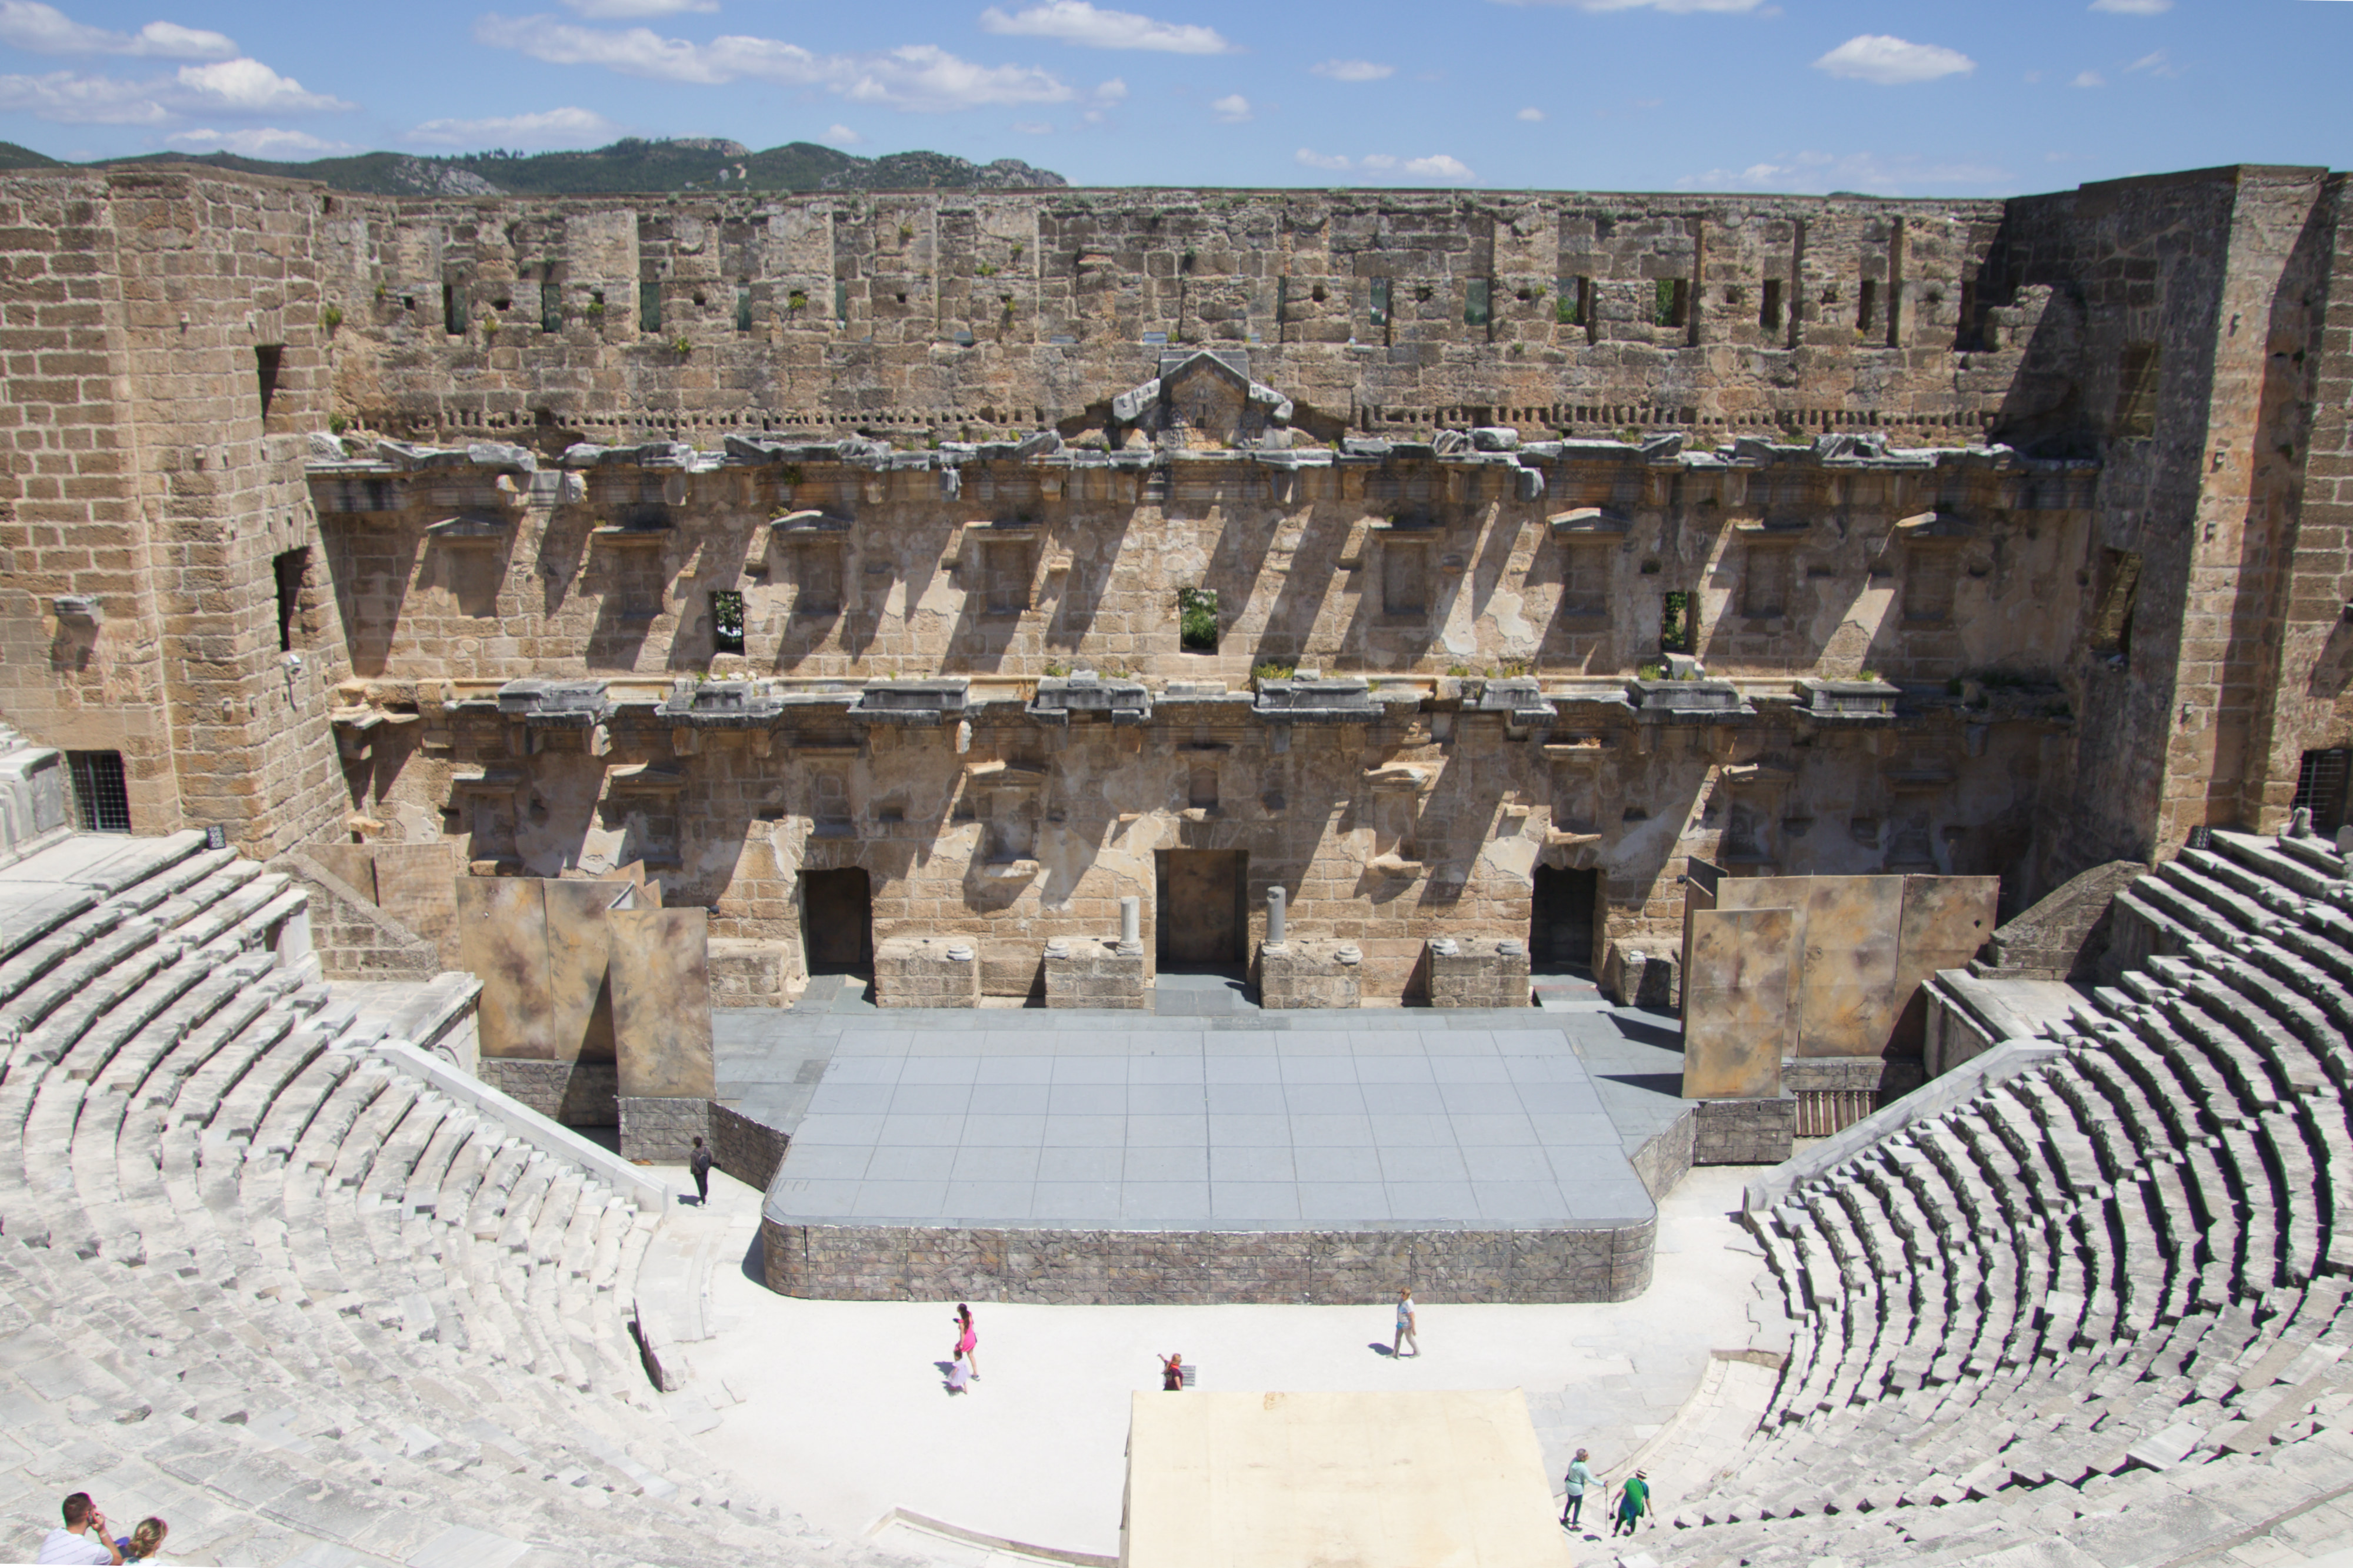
[1258,940,1364,1010]
[1427,937,1531,1009]
[272,852,440,982]
[478,1058,619,1126]
[759,1215,1655,1305]
[708,938,795,1007]
[874,936,982,1007]
[709,1102,790,1190]
[1629,1109,1696,1201]
[618,1095,711,1163]
[1044,942,1146,1009]
[1692,1096,1797,1166]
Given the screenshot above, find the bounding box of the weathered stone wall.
[271,849,440,980]
[709,1101,790,1189]
[317,191,2019,452]
[759,1213,1655,1305]
[1692,1095,1797,1165]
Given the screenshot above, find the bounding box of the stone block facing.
[759,1215,1655,1305]
[1426,937,1531,1009]
[1604,945,1679,1009]
[619,1095,712,1163]
[1044,942,1147,1009]
[708,938,795,1007]
[1692,1095,1797,1166]
[478,1059,618,1126]
[1258,940,1363,1010]
[710,1102,791,1189]
[875,936,982,1008]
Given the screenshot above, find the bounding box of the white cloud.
[2090,0,2171,12]
[164,125,352,157]
[1209,92,1249,122]
[0,1,234,59]
[978,1,1234,53]
[1291,147,1474,182]
[1311,58,1392,82]
[1515,106,1544,121]
[560,0,714,14]
[1675,149,2009,195]
[0,55,351,123]
[2072,69,2104,86]
[824,122,863,144]
[474,15,1077,111]
[2125,49,2182,76]
[1093,76,1127,101]
[1489,0,1765,11]
[407,106,623,148]
[1812,34,1975,85]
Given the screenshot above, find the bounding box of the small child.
[946,1350,971,1394]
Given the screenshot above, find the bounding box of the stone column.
[1264,885,1287,951]
[1118,895,1142,956]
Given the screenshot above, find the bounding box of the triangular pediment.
[1111,349,1295,451]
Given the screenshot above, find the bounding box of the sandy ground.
[672,1165,1765,1558]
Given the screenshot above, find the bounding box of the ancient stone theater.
[1,159,2352,1565]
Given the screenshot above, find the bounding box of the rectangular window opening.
[68,750,129,833]
[1954,280,1980,352]
[982,540,1031,616]
[1661,589,1694,653]
[1555,277,1584,328]
[639,281,663,334]
[2088,547,2144,657]
[1653,278,1689,329]
[254,345,283,420]
[442,282,464,336]
[1858,278,1878,336]
[1760,278,1783,333]
[2116,343,2161,439]
[1382,540,1431,616]
[540,280,563,333]
[1188,765,1219,811]
[1178,586,1219,653]
[735,286,754,333]
[2294,749,2352,835]
[1465,277,1493,329]
[709,589,745,655]
[1368,276,1391,329]
[273,546,308,652]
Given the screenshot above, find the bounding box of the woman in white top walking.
[1392,1288,1419,1358]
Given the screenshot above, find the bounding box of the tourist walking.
[119,1519,166,1563]
[1559,1449,1594,1528]
[688,1136,713,1206]
[954,1303,979,1379]
[1392,1288,1419,1358]
[1612,1470,1651,1536]
[1159,1351,1184,1391]
[35,1493,123,1564]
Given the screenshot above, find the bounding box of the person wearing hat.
[1612,1470,1651,1536]
[1559,1449,1595,1528]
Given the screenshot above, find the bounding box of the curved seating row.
[1652,830,2353,1565]
[0,832,879,1567]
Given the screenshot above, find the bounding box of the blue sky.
[1,0,2348,194]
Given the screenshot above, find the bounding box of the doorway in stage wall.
[1157,846,1247,954]
[1530,865,1599,976]
[799,868,873,975]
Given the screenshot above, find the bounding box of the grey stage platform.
[724,986,1694,1304]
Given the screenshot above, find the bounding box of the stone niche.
[1425,936,1532,1009]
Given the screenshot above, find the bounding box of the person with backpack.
[688,1136,714,1206]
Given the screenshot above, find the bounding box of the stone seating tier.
[0,832,889,1567]
[1652,829,2353,1564]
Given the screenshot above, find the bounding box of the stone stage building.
[2,161,2349,1033]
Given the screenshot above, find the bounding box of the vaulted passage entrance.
[1529,865,1599,974]
[799,869,873,974]
[1156,850,1247,967]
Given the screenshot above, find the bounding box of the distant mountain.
[68,137,1067,197]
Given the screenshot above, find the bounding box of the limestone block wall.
[314,190,2027,453]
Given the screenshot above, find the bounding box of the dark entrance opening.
[2294,748,2351,836]
[1156,849,1247,967]
[1530,865,1599,974]
[799,868,872,974]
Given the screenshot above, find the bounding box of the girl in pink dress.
[954,1303,979,1379]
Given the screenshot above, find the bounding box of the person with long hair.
[122,1519,166,1563]
[953,1303,978,1380]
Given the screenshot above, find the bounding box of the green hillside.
[74,137,1065,197]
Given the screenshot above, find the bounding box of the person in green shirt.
[1559,1449,1595,1528]
[1612,1470,1651,1536]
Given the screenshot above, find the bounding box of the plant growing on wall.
[1660,590,1694,653]
[1178,587,1218,652]
[320,305,343,333]
[672,335,693,356]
